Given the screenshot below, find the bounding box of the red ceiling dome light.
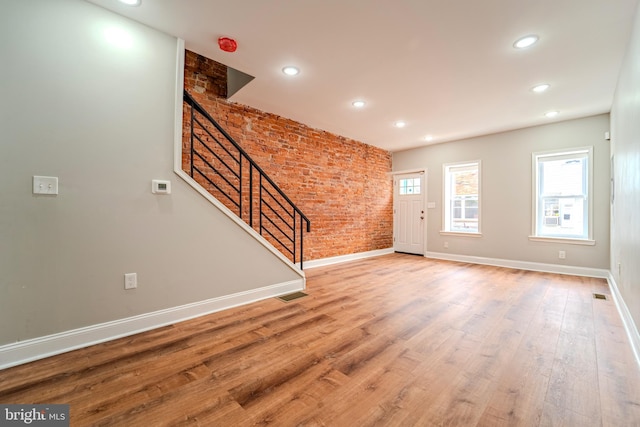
[218,37,237,53]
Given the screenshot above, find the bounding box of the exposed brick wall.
[183,50,393,261]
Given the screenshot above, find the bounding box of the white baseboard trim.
[0,278,304,371]
[424,251,609,278]
[305,248,395,269]
[607,273,640,368]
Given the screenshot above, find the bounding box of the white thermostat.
[152,179,171,194]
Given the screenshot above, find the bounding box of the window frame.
[398,177,421,195]
[530,147,595,245]
[441,160,482,236]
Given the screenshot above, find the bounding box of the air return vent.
[277,292,308,302]
[593,293,607,300]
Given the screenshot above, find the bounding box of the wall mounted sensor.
[152,179,171,194]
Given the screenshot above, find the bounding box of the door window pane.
[399,178,420,195]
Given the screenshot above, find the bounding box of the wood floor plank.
[539,400,594,427]
[243,364,349,427]
[300,356,411,426]
[545,331,601,422]
[414,368,497,426]
[592,292,640,426]
[1,254,639,426]
[478,344,553,426]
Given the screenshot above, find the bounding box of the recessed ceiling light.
[282,66,300,76]
[425,135,434,142]
[118,0,141,5]
[514,35,539,49]
[394,121,406,128]
[532,84,550,93]
[352,100,365,108]
[545,111,559,118]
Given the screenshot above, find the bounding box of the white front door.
[393,173,425,255]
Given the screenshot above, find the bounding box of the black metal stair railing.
[183,90,311,269]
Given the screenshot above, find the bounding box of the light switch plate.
[33,176,59,195]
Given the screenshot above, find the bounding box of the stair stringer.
[176,169,306,278]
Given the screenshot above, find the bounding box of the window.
[443,161,480,233]
[532,147,593,242]
[399,178,421,195]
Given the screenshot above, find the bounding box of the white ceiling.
[87,0,638,152]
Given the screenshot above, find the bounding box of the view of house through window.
[443,161,480,233]
[533,148,591,239]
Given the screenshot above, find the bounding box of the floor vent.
[277,291,308,302]
[593,293,608,300]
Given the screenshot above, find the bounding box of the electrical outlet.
[444,242,449,249]
[558,251,566,259]
[124,273,137,290]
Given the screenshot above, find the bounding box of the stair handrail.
[183,90,311,268]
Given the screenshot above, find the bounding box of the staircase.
[182,90,311,269]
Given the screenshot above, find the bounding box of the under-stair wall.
[0,0,303,368]
[183,51,394,261]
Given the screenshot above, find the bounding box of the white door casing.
[393,172,425,255]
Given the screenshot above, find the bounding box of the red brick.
[183,50,393,261]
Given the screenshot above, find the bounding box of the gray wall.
[0,0,299,345]
[393,114,610,269]
[610,3,640,336]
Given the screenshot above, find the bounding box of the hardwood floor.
[1,253,640,426]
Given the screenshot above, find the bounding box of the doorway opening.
[393,171,426,255]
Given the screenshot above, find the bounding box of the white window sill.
[440,231,483,238]
[528,236,595,246]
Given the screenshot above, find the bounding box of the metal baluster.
[184,90,310,269]
[190,104,194,178]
